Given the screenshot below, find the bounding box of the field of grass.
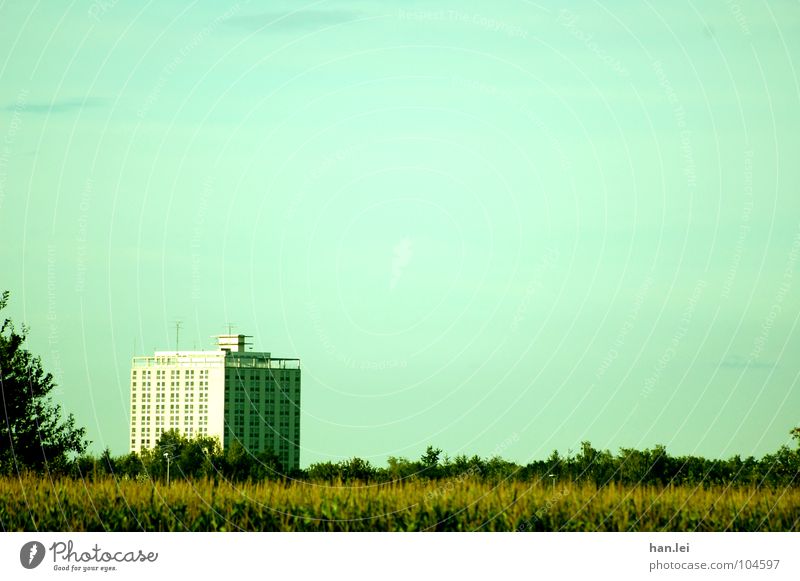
[1,475,798,531]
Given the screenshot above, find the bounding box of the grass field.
[1,475,798,531]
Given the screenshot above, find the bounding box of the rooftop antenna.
[173,320,183,353]
[226,322,236,335]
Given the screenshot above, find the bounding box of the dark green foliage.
[0,291,89,474]
[216,439,284,482]
[30,427,800,490]
[420,445,442,477]
[297,433,800,487]
[68,431,286,484]
[306,457,376,481]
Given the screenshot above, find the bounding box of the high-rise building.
[129,334,301,471]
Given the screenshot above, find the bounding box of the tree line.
[2,290,799,487]
[25,430,800,489]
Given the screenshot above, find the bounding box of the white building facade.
[129,334,301,471]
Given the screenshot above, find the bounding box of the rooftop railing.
[132,353,300,369]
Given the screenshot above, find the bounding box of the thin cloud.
[1,98,106,114]
[225,9,364,33]
[718,355,778,370]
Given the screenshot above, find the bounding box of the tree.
[305,457,375,482]
[249,449,284,481]
[383,455,417,481]
[420,445,442,478]
[306,460,341,481]
[545,450,563,478]
[221,440,254,482]
[0,291,88,473]
[340,457,376,481]
[113,451,144,480]
[576,441,598,479]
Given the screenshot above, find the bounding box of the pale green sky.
[1,1,799,466]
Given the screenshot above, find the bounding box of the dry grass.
[1,475,798,531]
